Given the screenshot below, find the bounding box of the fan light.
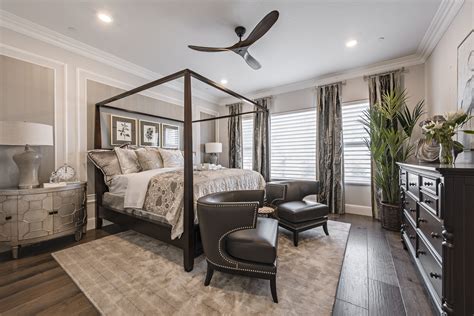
[98,13,113,23]
[220,79,228,85]
[346,39,358,48]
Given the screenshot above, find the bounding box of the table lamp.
[205,142,222,165]
[0,121,54,189]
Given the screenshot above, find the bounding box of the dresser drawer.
[417,236,442,300]
[421,176,439,196]
[418,205,442,259]
[420,190,439,216]
[402,211,416,251]
[407,173,419,198]
[402,191,417,223]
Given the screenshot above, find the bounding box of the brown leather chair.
[197,190,279,303]
[266,180,329,246]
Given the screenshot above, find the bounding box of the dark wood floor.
[0,214,434,315]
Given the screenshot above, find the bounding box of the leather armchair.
[266,180,329,246]
[197,190,279,303]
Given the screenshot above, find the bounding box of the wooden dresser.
[398,161,474,315]
[0,182,87,258]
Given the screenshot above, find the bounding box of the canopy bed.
[92,69,267,272]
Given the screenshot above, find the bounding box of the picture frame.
[110,115,137,146]
[161,123,180,149]
[457,30,474,150]
[139,120,161,147]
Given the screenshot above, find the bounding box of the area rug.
[53,220,350,315]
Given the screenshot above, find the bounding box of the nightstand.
[0,182,87,258]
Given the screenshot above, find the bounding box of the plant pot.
[379,201,401,231]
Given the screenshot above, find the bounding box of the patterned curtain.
[368,70,402,218]
[317,83,344,214]
[227,103,243,168]
[253,97,271,181]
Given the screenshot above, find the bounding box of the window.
[341,102,371,185]
[270,109,316,180]
[242,116,254,170]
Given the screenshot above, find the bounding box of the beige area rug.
[53,220,351,315]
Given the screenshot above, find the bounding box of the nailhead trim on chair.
[198,200,277,273]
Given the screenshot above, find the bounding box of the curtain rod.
[363,67,406,81]
[192,110,264,123]
[316,81,346,88]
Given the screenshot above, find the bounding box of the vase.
[439,142,455,164]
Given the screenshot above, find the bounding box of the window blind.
[341,102,371,185]
[242,116,254,170]
[270,109,316,180]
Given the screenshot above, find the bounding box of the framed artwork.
[110,115,137,146]
[458,30,474,149]
[139,120,161,147]
[162,123,180,149]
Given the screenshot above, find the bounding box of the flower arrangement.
[422,110,473,164]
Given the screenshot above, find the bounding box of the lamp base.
[12,145,42,189]
[208,153,218,165]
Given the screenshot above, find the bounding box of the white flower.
[444,110,465,123]
[433,121,444,130]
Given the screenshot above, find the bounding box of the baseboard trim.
[345,204,372,217]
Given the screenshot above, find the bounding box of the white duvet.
[108,168,180,209]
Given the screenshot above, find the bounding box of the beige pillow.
[159,148,184,168]
[136,147,163,170]
[114,147,141,174]
[87,149,122,184]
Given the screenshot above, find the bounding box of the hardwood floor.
[0,215,434,315]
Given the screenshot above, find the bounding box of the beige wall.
[0,55,55,188]
[426,1,473,116]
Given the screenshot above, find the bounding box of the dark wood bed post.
[183,70,195,272]
[94,104,104,229]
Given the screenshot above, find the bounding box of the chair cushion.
[226,217,278,265]
[278,201,329,223]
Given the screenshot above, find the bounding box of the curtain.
[253,97,270,181]
[317,83,344,214]
[227,103,243,168]
[368,70,402,218]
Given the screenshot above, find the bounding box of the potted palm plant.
[362,89,424,231]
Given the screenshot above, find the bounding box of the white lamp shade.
[0,121,53,146]
[205,142,222,153]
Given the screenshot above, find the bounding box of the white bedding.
[108,168,180,209]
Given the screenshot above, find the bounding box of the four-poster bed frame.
[94,69,268,272]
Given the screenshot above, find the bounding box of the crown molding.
[417,0,465,62]
[219,53,424,104]
[0,9,219,105]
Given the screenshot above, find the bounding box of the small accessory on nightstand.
[205,142,222,164]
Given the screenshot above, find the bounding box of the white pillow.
[114,147,141,174]
[159,148,184,168]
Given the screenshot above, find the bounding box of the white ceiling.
[1,0,442,100]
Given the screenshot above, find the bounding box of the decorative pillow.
[135,147,163,170]
[114,147,142,174]
[87,149,122,184]
[159,148,184,168]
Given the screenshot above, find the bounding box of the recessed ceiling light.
[220,79,228,85]
[346,39,358,48]
[97,12,113,23]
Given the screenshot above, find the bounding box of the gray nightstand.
[0,182,87,258]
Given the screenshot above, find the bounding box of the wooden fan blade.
[188,45,229,52]
[240,10,279,47]
[242,51,261,70]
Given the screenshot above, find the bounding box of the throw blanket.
[143,169,265,239]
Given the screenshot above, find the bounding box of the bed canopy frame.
[94,69,267,272]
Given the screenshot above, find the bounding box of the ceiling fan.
[188,10,279,70]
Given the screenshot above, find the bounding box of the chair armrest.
[265,182,287,206]
[197,199,259,267]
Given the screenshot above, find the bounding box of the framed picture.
[162,123,180,149]
[458,30,474,149]
[110,115,137,146]
[139,120,161,147]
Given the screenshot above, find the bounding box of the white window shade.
[342,102,371,185]
[242,117,253,170]
[270,109,316,180]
